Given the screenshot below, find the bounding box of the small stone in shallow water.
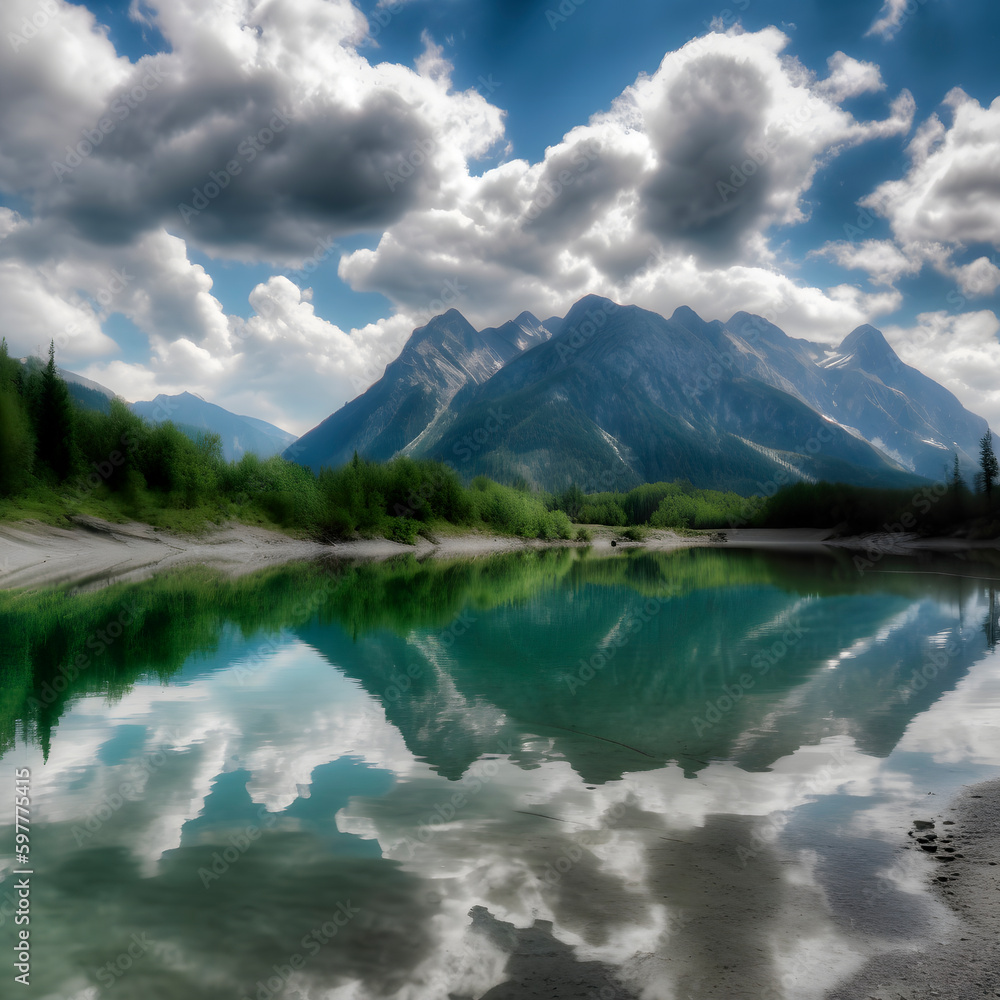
[914,820,935,830]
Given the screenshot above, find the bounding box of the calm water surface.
[1,546,999,999]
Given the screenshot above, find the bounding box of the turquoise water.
[1,547,999,999]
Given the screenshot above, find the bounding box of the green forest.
[0,340,580,541]
[1,339,996,542]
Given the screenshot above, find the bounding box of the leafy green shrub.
[649,493,697,529]
[468,477,570,537]
[577,500,627,525]
[383,517,419,544]
[548,509,574,539]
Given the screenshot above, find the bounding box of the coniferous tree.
[952,453,965,492]
[34,341,76,480]
[0,337,23,395]
[947,453,967,522]
[979,433,998,505]
[560,482,585,519]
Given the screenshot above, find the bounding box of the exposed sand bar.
[0,517,712,592]
[0,516,331,591]
[1,517,997,593]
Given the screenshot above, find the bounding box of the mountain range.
[22,357,296,462]
[284,309,554,470]
[37,292,990,494]
[130,392,296,462]
[286,296,988,494]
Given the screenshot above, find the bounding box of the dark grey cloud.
[41,71,440,259]
[640,54,774,256]
[523,136,643,243]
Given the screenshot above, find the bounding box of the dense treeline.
[546,443,997,537]
[756,435,1000,536]
[0,341,575,540]
[545,480,765,529]
[551,472,993,537]
[755,476,991,536]
[3,340,995,541]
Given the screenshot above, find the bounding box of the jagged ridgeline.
[4,548,996,780]
[288,297,988,493]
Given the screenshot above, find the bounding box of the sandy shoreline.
[2,517,999,592]
[827,777,1000,1000]
[0,516,714,592]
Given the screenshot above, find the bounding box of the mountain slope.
[286,309,554,471]
[18,357,118,413]
[819,324,986,477]
[415,297,919,493]
[286,295,990,494]
[131,392,296,461]
[724,313,988,478]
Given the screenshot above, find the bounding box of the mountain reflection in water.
[1,546,999,999]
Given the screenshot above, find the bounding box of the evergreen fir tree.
[34,341,76,480]
[978,433,999,514]
[951,453,964,492]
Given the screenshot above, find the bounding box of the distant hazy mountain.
[287,308,554,471]
[18,357,296,462]
[131,391,296,461]
[288,295,990,494]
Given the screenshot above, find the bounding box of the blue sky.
[1,0,999,433]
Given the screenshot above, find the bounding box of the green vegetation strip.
[1,339,993,541]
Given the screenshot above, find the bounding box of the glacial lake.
[2,545,1000,999]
